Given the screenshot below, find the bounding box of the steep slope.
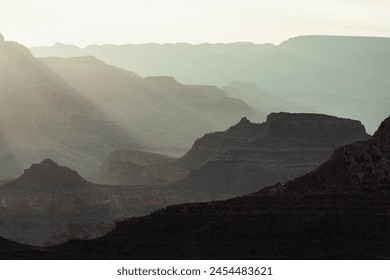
[42,114,390,260]
[31,36,390,133]
[171,113,370,201]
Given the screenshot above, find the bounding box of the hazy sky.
[0,0,389,47]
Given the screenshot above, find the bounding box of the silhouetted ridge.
[14,159,90,189]
[374,115,390,141]
[0,33,4,43]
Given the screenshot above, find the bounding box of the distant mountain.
[0,34,255,178]
[31,35,390,133]
[222,81,312,118]
[0,37,136,178]
[32,114,389,260]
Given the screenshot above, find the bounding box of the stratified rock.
[172,112,370,201]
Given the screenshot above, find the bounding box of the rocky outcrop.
[0,159,113,246]
[29,114,388,260]
[0,159,176,246]
[99,150,175,185]
[172,113,370,201]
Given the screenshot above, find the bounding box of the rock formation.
[30,114,388,260]
[0,159,176,246]
[100,113,369,190]
[100,117,267,184]
[99,150,176,185]
[171,113,370,201]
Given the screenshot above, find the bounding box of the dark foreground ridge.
[1,115,388,259]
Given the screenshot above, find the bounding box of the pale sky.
[0,0,389,47]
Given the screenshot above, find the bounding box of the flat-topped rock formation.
[33,114,389,260]
[171,112,370,201]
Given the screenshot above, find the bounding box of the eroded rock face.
[39,115,390,260]
[172,113,370,201]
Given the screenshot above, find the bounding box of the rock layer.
[172,112,370,201]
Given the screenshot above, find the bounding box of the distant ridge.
[30,35,390,133]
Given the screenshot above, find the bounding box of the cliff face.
[40,115,390,260]
[172,112,370,201]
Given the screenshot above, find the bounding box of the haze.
[1,0,389,47]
